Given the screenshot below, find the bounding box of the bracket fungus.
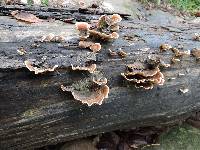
[88,30,119,41]
[61,79,109,106]
[121,63,165,90]
[160,44,190,65]
[97,14,122,32]
[92,77,108,85]
[79,41,101,52]
[191,48,200,60]
[71,64,97,73]
[146,55,171,68]
[159,44,172,52]
[40,33,65,43]
[75,22,90,40]
[24,60,58,74]
[75,14,121,52]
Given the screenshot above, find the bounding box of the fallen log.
[0,5,200,149]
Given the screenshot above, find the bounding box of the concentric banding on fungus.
[75,22,90,39]
[71,64,97,73]
[121,64,165,89]
[93,77,108,85]
[79,41,101,52]
[88,30,119,41]
[61,84,109,106]
[24,60,58,74]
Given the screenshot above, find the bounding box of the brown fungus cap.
[110,14,122,25]
[61,80,109,106]
[75,22,90,31]
[75,22,90,39]
[90,43,102,52]
[24,60,58,74]
[159,44,172,52]
[89,30,119,41]
[79,41,101,52]
[97,14,122,30]
[191,48,200,59]
[71,64,97,73]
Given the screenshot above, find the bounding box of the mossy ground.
[143,124,200,150]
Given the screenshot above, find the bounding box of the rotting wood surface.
[0,5,200,149]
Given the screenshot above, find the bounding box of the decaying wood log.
[0,5,200,149]
[0,4,130,22]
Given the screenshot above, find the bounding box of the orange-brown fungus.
[61,80,109,106]
[75,22,90,39]
[76,14,121,55]
[71,64,97,73]
[11,10,42,23]
[89,30,119,41]
[191,48,200,59]
[79,41,101,52]
[160,44,172,52]
[24,60,58,74]
[97,14,122,32]
[121,62,164,90]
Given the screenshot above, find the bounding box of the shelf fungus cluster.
[121,63,165,90]
[61,78,109,106]
[160,44,190,64]
[40,33,65,43]
[75,14,122,52]
[24,60,58,74]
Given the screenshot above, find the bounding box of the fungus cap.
[24,60,58,74]
[71,64,97,73]
[61,84,109,106]
[75,22,90,31]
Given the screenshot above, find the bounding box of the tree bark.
[0,5,200,149]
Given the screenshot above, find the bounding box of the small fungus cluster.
[61,78,109,106]
[40,33,65,43]
[159,44,190,64]
[75,14,122,52]
[121,62,164,90]
[62,14,122,105]
[108,49,127,58]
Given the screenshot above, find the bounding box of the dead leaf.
[11,10,42,23]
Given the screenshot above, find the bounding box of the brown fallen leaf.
[11,10,42,23]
